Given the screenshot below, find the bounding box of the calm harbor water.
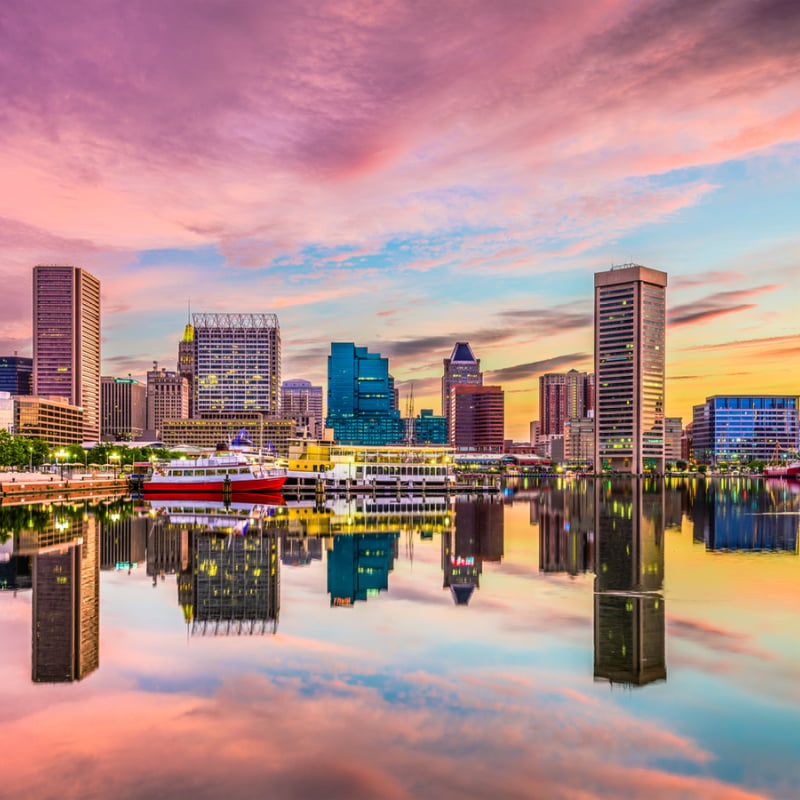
[1,478,798,800]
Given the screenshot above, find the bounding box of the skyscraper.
[442,342,482,439]
[193,312,280,415]
[451,384,504,452]
[177,320,195,418]
[594,264,667,474]
[282,379,324,439]
[326,343,403,446]
[32,265,101,441]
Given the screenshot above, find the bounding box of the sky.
[1,0,799,439]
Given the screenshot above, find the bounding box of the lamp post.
[110,451,120,479]
[56,448,67,480]
[28,445,33,473]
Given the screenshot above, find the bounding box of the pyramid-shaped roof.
[450,342,477,363]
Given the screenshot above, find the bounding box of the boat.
[143,451,287,496]
[282,440,456,491]
[764,462,800,479]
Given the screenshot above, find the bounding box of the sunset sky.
[1,0,799,439]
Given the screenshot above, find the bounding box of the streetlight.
[55,448,67,480]
[28,445,33,473]
[109,451,120,479]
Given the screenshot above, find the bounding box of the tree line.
[0,431,172,470]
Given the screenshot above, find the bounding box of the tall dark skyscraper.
[32,265,101,441]
[442,342,482,439]
[326,343,403,445]
[594,264,667,473]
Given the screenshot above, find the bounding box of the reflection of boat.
[143,451,286,495]
[148,497,285,532]
[764,462,800,479]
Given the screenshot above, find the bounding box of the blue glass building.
[0,355,32,395]
[692,395,799,465]
[326,343,403,445]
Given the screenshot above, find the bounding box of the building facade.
[14,395,85,445]
[450,385,504,452]
[0,355,32,395]
[442,342,482,439]
[160,417,295,454]
[565,417,595,465]
[101,377,146,441]
[691,396,799,465]
[146,365,190,436]
[539,370,594,437]
[32,265,101,441]
[193,312,281,416]
[281,379,324,439]
[411,409,448,445]
[664,416,683,463]
[594,264,667,474]
[326,343,403,446]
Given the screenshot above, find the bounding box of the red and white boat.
[143,452,286,496]
[764,462,800,479]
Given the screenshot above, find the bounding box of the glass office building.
[0,355,32,395]
[326,343,403,446]
[691,395,799,465]
[193,313,281,415]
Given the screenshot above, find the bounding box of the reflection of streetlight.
[109,451,120,479]
[55,448,67,479]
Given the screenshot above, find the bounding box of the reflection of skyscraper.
[442,498,504,605]
[690,482,799,553]
[100,515,149,571]
[538,483,594,575]
[31,517,99,683]
[281,533,323,566]
[327,532,399,606]
[185,532,280,635]
[593,480,666,687]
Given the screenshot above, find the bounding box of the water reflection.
[443,497,505,604]
[150,499,282,634]
[1,478,797,687]
[0,503,101,683]
[593,479,666,687]
[536,481,594,576]
[690,479,799,552]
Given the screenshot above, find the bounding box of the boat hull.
[142,475,287,494]
[764,464,800,479]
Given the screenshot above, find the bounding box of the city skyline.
[1,1,799,440]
